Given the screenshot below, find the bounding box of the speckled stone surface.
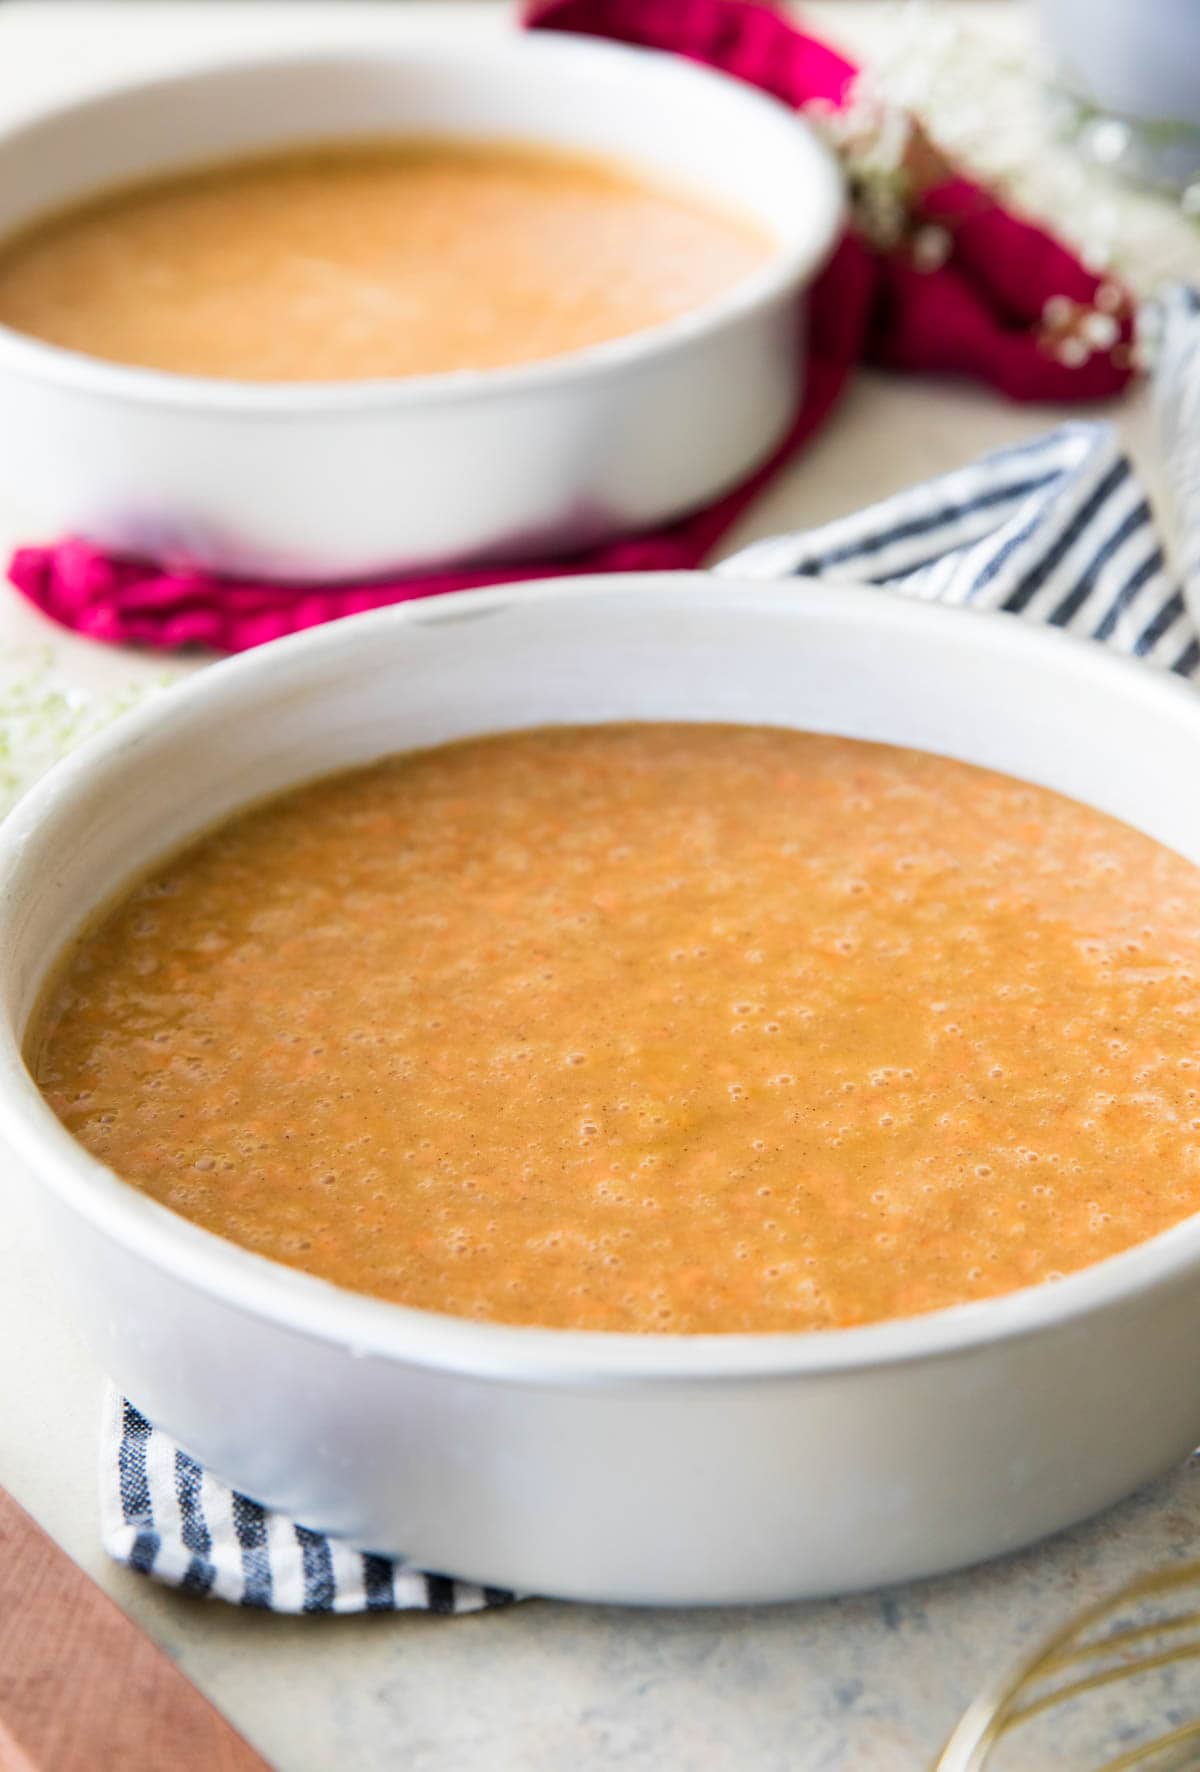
[2,6,1200,1770]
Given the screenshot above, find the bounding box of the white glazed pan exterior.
[5,578,1200,1604]
[0,40,842,581]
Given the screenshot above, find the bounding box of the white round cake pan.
[3,577,1200,1603]
[0,40,842,580]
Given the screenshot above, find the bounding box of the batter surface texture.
[33,724,1200,1332]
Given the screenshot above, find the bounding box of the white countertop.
[2,6,1200,1769]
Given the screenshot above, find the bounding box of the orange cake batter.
[31,723,1200,1333]
[0,138,771,381]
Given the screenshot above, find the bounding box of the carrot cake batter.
[32,724,1200,1332]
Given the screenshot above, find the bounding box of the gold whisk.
[934,1560,1200,1771]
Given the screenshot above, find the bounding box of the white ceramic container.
[0,39,842,581]
[1038,0,1200,188]
[5,577,1200,1605]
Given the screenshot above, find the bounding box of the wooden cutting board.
[0,1485,270,1771]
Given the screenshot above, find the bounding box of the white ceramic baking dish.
[5,577,1200,1605]
[0,38,842,581]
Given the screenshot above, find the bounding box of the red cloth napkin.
[8,0,1134,653]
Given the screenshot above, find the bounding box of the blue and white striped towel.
[102,292,1200,1614]
[104,1392,514,1614]
[719,419,1189,672]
